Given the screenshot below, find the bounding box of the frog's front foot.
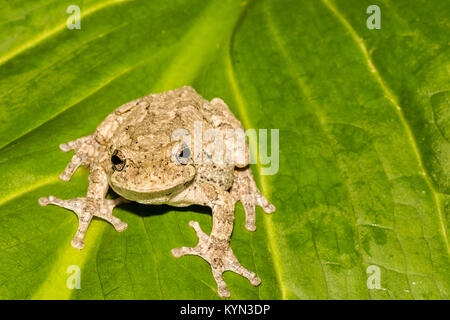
[230,167,275,232]
[58,135,102,182]
[38,196,128,249]
[171,220,260,298]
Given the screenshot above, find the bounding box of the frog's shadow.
[109,190,211,218]
[121,202,211,218]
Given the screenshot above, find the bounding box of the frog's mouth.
[108,164,196,204]
[109,181,192,203]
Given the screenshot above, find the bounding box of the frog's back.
[149,86,208,127]
[111,87,213,152]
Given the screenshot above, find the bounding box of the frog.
[38,86,275,298]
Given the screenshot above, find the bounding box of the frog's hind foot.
[38,196,128,249]
[230,167,275,232]
[171,220,261,298]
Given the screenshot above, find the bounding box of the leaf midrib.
[226,1,287,299]
[263,0,369,299]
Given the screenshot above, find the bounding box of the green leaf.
[0,0,448,299]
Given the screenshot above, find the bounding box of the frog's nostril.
[176,146,191,165]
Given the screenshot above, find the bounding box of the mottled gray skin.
[39,86,275,298]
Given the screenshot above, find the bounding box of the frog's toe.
[38,196,51,206]
[38,195,71,208]
[209,250,261,297]
[212,271,230,298]
[251,275,262,286]
[60,155,83,182]
[111,219,128,232]
[71,238,85,250]
[188,220,209,241]
[231,167,276,232]
[241,192,275,231]
[228,263,261,286]
[171,246,198,258]
[59,143,72,152]
[170,248,182,257]
[256,193,276,214]
[219,288,230,299]
[97,198,129,232]
[241,204,256,232]
[59,136,91,152]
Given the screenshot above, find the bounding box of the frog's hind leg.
[38,195,128,249]
[39,165,128,249]
[170,183,260,298]
[204,97,275,231]
[171,220,260,298]
[230,166,275,232]
[39,195,94,249]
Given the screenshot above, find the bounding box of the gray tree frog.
[38,86,275,298]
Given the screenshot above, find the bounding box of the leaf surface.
[0,0,448,299]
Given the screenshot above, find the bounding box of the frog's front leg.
[230,166,275,232]
[39,164,128,249]
[57,135,105,182]
[170,183,260,298]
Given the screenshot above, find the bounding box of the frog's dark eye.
[111,150,126,171]
[176,146,191,165]
[111,154,122,165]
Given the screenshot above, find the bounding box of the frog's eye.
[111,150,126,171]
[176,146,191,165]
